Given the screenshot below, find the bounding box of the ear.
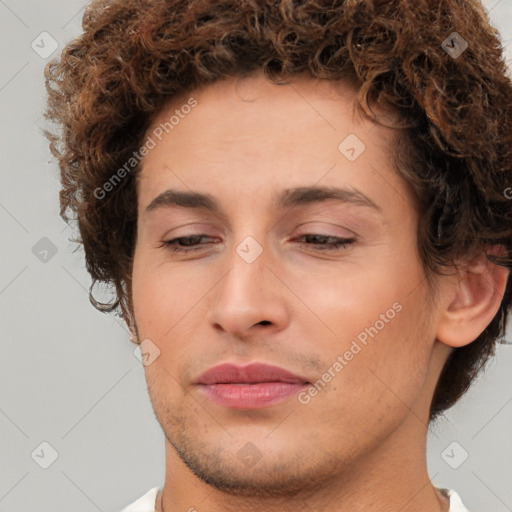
[436,247,510,348]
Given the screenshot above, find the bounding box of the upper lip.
[195,363,310,385]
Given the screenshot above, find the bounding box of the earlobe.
[436,250,510,348]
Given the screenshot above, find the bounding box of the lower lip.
[198,382,307,409]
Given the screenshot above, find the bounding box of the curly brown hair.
[44,0,512,420]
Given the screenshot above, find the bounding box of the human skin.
[130,71,509,512]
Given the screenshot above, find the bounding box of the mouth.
[194,362,310,409]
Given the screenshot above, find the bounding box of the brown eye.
[161,235,214,252]
[296,234,355,251]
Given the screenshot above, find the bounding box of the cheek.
[287,254,414,341]
[131,254,222,384]
[302,293,433,444]
[131,253,203,336]
[291,254,433,400]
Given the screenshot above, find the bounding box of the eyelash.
[160,234,355,253]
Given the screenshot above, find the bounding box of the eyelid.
[292,222,357,239]
[160,222,222,239]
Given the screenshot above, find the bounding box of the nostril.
[257,320,271,326]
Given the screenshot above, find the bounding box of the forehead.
[145,73,365,147]
[135,73,411,220]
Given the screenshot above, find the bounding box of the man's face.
[131,73,442,495]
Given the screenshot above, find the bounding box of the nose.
[206,240,290,340]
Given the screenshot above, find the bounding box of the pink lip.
[195,363,310,409]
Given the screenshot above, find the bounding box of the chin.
[165,425,344,498]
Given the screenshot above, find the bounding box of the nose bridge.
[206,230,288,336]
[220,234,272,306]
[219,204,274,291]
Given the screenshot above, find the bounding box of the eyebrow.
[144,185,382,215]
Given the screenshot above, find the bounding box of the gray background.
[1,1,511,511]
